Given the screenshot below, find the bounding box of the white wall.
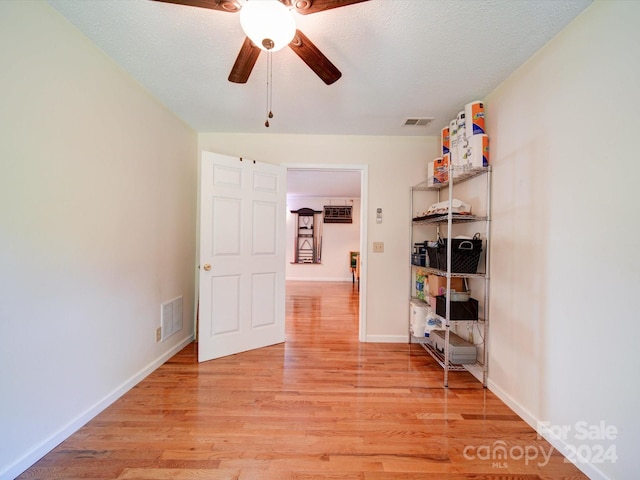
[0,2,197,478]
[286,197,360,281]
[199,134,438,340]
[485,1,639,478]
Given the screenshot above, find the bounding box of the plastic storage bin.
[429,330,477,364]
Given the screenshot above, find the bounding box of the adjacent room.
[1,1,638,479]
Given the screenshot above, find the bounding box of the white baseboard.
[286,277,352,282]
[487,379,610,480]
[2,335,194,480]
[365,334,408,343]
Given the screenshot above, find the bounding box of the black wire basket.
[436,235,483,274]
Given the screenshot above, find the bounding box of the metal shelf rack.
[410,165,491,387]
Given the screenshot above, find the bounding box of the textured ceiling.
[48,0,593,136]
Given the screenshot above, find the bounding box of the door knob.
[203,264,211,271]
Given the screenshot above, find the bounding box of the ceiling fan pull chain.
[265,49,274,128]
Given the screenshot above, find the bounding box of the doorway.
[195,156,368,363]
[285,165,368,342]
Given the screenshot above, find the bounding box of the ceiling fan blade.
[289,30,341,85]
[228,37,261,84]
[286,0,369,15]
[151,0,241,13]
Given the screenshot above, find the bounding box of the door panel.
[212,197,241,256]
[252,272,276,328]
[209,275,240,335]
[213,163,243,187]
[199,152,286,362]
[253,170,279,192]
[253,201,277,255]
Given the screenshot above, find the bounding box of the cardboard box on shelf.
[427,275,464,297]
[429,295,437,309]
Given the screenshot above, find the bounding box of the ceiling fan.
[152,0,369,85]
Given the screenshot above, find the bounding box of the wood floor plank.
[17,281,587,479]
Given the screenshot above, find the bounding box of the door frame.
[285,163,368,342]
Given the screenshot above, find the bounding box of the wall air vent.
[403,117,434,127]
[323,205,352,224]
[161,296,183,341]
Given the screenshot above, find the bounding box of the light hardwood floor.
[19,281,587,479]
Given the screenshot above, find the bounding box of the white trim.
[487,379,609,480]
[286,277,352,282]
[365,334,408,343]
[193,151,204,342]
[1,335,194,480]
[287,193,360,199]
[285,164,368,343]
[358,166,368,343]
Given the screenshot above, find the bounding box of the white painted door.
[198,151,286,362]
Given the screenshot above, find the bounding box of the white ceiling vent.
[402,117,434,127]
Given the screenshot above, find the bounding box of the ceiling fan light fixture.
[240,0,296,52]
